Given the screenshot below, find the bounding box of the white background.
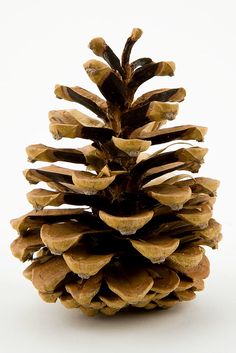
[0,1,235,352]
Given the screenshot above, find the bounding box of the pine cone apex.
[131,28,143,41]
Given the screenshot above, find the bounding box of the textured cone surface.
[11,28,221,316]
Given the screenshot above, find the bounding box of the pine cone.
[10,28,222,316]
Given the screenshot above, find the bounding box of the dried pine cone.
[11,28,222,316]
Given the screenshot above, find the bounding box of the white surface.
[0,0,235,352]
